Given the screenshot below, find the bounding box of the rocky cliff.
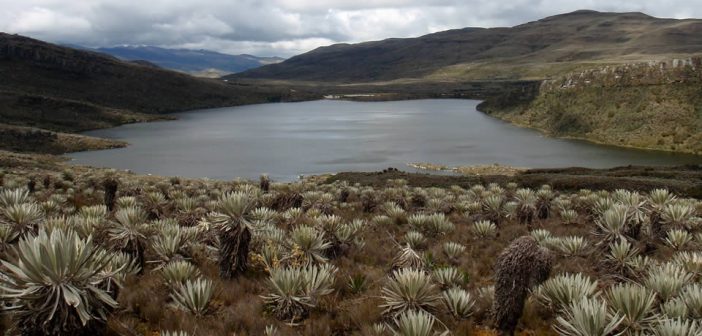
[479,58,702,154]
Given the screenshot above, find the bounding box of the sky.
[1,1,700,57]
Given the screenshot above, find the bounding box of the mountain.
[234,10,702,82]
[0,33,300,153]
[93,46,283,76]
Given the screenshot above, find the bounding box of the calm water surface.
[69,99,702,180]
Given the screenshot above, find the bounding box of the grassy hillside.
[0,90,169,132]
[0,33,309,153]
[0,34,292,118]
[479,58,702,154]
[0,123,126,154]
[234,10,702,82]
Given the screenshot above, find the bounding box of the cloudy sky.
[1,0,700,57]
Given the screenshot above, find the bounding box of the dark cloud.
[1,0,700,57]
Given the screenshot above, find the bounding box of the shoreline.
[407,162,527,176]
[3,149,701,198]
[484,112,702,156]
[48,93,702,160]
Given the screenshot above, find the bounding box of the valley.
[1,6,702,336]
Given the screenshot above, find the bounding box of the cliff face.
[480,58,702,154]
[540,57,702,90]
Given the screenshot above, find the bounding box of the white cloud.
[1,0,701,57]
[7,7,92,36]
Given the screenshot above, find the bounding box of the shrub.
[115,196,138,209]
[347,274,367,294]
[651,318,702,336]
[534,273,598,311]
[595,205,629,242]
[205,191,254,279]
[391,309,437,336]
[288,226,331,265]
[554,297,623,336]
[0,229,118,335]
[530,229,553,244]
[393,245,425,270]
[605,283,658,333]
[442,287,475,319]
[472,220,497,239]
[152,229,187,263]
[432,267,463,289]
[661,203,696,230]
[405,231,426,250]
[442,242,465,264]
[1,202,43,236]
[423,213,454,236]
[664,229,693,250]
[560,209,579,225]
[109,206,149,269]
[673,251,702,277]
[644,263,692,301]
[605,238,639,275]
[493,236,552,335]
[514,188,537,225]
[380,268,441,317]
[682,283,702,319]
[160,331,191,336]
[170,277,214,316]
[161,260,201,287]
[0,187,31,208]
[482,195,505,224]
[660,297,688,319]
[262,264,336,321]
[556,236,589,257]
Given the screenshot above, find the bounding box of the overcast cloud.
[0,0,700,57]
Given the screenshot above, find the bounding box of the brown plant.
[492,236,553,336]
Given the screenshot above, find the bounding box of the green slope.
[479,59,702,154]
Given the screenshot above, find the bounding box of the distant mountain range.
[234,10,702,82]
[73,45,283,77]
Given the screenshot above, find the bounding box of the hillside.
[478,57,702,154]
[234,10,702,82]
[0,33,306,152]
[93,46,283,77]
[0,123,126,154]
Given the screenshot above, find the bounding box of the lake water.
[69,99,702,181]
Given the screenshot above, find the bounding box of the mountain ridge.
[233,10,702,82]
[0,32,301,153]
[91,45,283,76]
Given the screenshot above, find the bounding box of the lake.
[69,99,702,180]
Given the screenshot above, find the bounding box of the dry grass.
[0,160,699,335]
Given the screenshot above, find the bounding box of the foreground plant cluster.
[0,168,701,336]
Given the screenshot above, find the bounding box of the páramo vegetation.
[0,167,700,336]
